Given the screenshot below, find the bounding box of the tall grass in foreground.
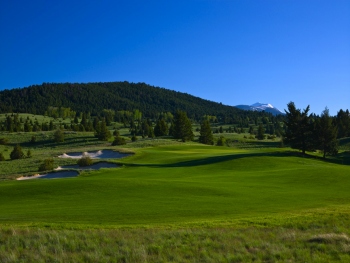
[1,220,350,263]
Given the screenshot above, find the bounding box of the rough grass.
[1,211,350,263]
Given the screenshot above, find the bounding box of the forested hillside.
[0,82,273,122]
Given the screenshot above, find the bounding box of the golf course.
[1,132,350,262]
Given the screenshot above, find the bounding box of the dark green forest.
[0,82,276,123]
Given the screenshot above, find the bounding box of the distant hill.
[0,82,275,122]
[235,102,285,116]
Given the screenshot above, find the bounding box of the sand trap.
[17,171,79,180]
[55,162,118,171]
[58,149,131,159]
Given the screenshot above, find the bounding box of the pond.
[55,162,118,171]
[17,171,79,180]
[58,149,131,159]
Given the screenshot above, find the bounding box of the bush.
[38,158,54,171]
[113,129,120,136]
[10,144,25,160]
[0,153,5,161]
[0,138,8,145]
[131,135,137,142]
[112,136,126,146]
[30,136,36,143]
[216,136,226,146]
[77,156,93,167]
[53,129,64,143]
[26,149,32,158]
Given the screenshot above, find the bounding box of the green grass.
[1,144,349,227]
[1,131,350,261]
[2,215,350,263]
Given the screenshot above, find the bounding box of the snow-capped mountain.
[235,102,284,116]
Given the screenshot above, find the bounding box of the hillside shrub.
[0,138,8,145]
[77,156,93,167]
[112,136,126,146]
[267,135,276,140]
[10,144,25,160]
[216,136,226,146]
[0,153,5,161]
[38,158,54,171]
[54,129,64,143]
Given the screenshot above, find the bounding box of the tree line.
[0,81,277,124]
[284,102,349,158]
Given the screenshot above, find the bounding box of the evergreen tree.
[74,115,79,124]
[80,112,87,128]
[316,108,338,158]
[49,120,54,130]
[173,111,194,142]
[169,121,175,136]
[148,127,155,138]
[199,119,214,145]
[249,126,254,135]
[256,124,265,140]
[10,144,25,160]
[53,129,65,143]
[154,119,168,137]
[284,102,312,155]
[95,118,111,141]
[336,109,350,138]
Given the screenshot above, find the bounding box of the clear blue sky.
[0,0,349,115]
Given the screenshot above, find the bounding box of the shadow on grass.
[235,141,281,148]
[311,151,350,166]
[124,151,298,168]
[9,136,100,148]
[124,150,350,169]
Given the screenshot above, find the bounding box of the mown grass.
[1,145,350,227]
[1,129,350,262]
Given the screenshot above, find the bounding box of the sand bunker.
[17,150,129,181]
[55,162,118,171]
[58,149,131,159]
[17,171,79,180]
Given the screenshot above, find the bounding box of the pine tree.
[284,102,312,155]
[154,119,168,137]
[95,118,111,141]
[10,144,25,160]
[316,108,338,158]
[80,112,87,128]
[173,111,194,142]
[199,119,214,145]
[256,124,265,140]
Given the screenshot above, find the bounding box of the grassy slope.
[1,144,349,228]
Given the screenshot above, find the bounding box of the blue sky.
[0,0,349,115]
